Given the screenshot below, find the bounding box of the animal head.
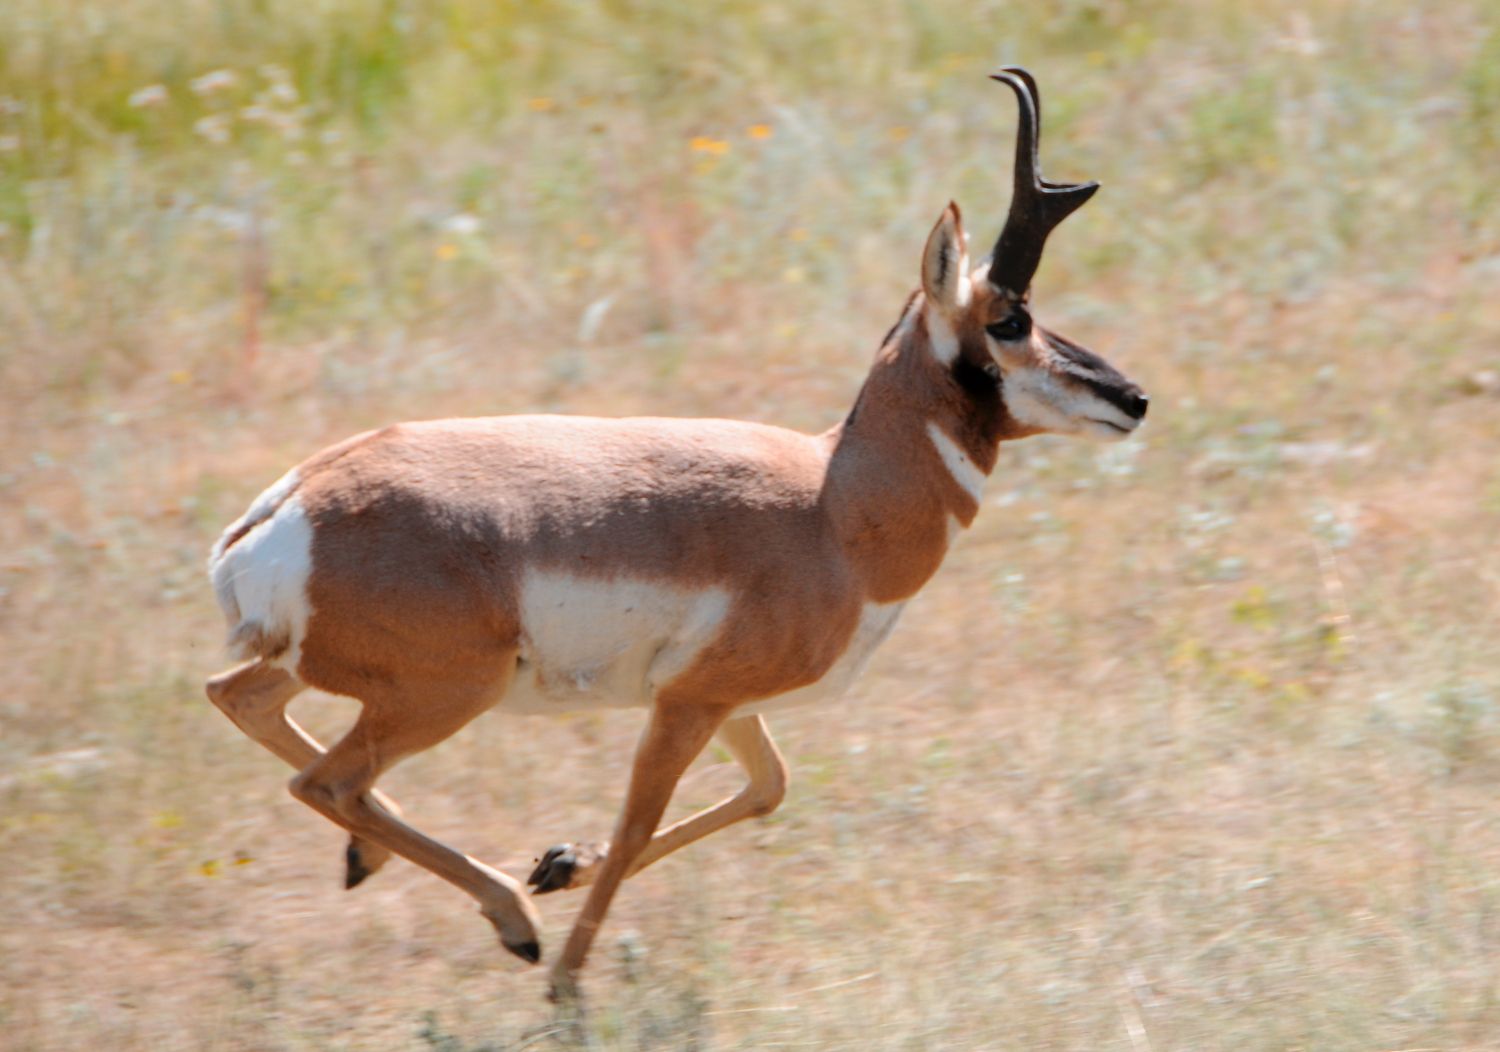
[919,68,1147,443]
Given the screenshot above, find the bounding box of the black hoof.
[505,939,542,964]
[345,843,372,890]
[527,844,577,895]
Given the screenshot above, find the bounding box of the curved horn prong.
[990,70,1041,214]
[1000,67,1041,141]
[987,71,1099,296]
[999,66,1066,189]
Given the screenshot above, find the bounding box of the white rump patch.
[209,493,314,670]
[210,467,299,565]
[926,422,987,504]
[741,600,906,715]
[505,571,731,714]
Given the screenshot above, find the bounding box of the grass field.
[4,1,1500,1048]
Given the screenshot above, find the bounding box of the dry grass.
[4,1,1500,1049]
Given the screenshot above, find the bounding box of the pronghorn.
[205,69,1147,997]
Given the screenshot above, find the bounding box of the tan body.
[205,72,1148,998]
[284,405,963,713]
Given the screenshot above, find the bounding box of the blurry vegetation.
[4,1,1500,1050]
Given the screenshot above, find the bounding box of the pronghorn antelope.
[205,69,1147,997]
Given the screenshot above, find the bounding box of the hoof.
[505,939,542,965]
[527,842,605,894]
[481,900,544,967]
[548,969,584,1006]
[344,842,373,890]
[528,844,577,894]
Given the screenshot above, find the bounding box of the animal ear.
[921,202,970,313]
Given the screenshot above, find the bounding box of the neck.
[821,299,1007,604]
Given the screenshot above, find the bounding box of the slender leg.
[206,660,398,886]
[286,674,544,963]
[529,714,787,893]
[550,701,731,997]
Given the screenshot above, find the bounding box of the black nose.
[1123,389,1149,420]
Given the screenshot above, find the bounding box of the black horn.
[987,69,1098,297]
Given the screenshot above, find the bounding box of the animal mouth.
[1088,417,1133,434]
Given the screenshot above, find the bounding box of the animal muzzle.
[1040,327,1147,437]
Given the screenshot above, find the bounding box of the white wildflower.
[442,213,482,236]
[193,114,231,144]
[128,84,169,109]
[190,69,238,96]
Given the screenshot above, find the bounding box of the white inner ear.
[953,265,972,308]
[921,210,970,365]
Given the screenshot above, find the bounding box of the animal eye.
[986,312,1031,342]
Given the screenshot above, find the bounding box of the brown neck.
[819,303,1007,604]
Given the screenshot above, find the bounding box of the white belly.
[499,571,904,716]
[501,570,731,715]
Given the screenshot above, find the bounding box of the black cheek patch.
[953,353,1001,399]
[951,352,1007,448]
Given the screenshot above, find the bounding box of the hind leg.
[286,671,543,963]
[206,659,397,887]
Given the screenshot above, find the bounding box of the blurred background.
[3,1,1499,1049]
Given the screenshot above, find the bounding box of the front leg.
[528,715,787,894]
[549,700,731,996]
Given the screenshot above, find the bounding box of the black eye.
[986,311,1031,342]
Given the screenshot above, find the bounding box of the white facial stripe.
[983,325,1142,435]
[927,309,959,365]
[997,351,1140,440]
[926,421,986,504]
[1004,367,1078,432]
